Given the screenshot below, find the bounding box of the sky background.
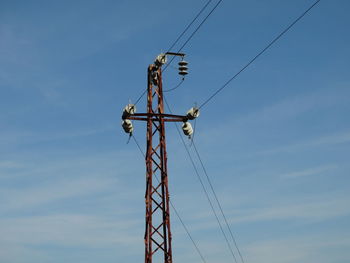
[0,0,349,262]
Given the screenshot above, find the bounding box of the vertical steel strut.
[145,64,172,263]
[125,62,189,263]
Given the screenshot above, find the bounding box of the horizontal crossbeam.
[126,113,187,122]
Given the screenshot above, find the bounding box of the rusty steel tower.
[122,53,198,263]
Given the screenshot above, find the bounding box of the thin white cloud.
[195,85,350,151]
[245,234,350,263]
[260,130,350,155]
[281,164,337,178]
[0,176,117,211]
[0,125,115,147]
[312,130,350,146]
[0,161,21,169]
[0,214,142,247]
[173,193,350,233]
[0,243,50,263]
[230,197,350,224]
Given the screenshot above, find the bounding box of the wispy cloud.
[196,86,350,148]
[0,213,144,263]
[0,176,117,212]
[0,161,21,169]
[260,130,350,155]
[281,164,337,178]
[312,130,350,146]
[173,193,350,233]
[0,214,142,247]
[244,234,350,263]
[0,125,115,147]
[229,196,350,224]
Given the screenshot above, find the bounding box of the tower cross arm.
[125,113,188,122]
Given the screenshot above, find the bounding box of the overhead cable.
[166,0,214,53]
[131,135,207,263]
[163,97,239,263]
[131,135,146,158]
[133,0,220,105]
[192,142,245,263]
[199,0,321,109]
[163,0,224,72]
[134,89,147,106]
[164,79,185,93]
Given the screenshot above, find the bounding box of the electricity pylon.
[122,53,198,263]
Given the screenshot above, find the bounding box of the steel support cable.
[131,134,145,157]
[163,0,224,72]
[189,118,197,147]
[134,89,147,106]
[198,0,322,109]
[133,0,218,105]
[166,0,214,53]
[163,98,238,263]
[131,135,207,263]
[192,142,244,263]
[164,79,184,93]
[134,77,182,104]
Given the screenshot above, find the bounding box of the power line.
[131,134,207,263]
[184,3,322,258]
[128,1,322,261]
[131,134,145,158]
[166,0,214,53]
[177,0,223,53]
[199,0,321,109]
[168,190,208,263]
[163,97,239,263]
[133,0,220,105]
[164,79,184,93]
[192,141,245,263]
[133,89,147,106]
[163,0,224,72]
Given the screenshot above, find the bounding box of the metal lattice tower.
[144,65,173,263]
[123,53,197,263]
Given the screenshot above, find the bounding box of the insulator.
[178,60,189,76]
[186,107,200,120]
[122,104,136,119]
[178,60,188,66]
[155,53,167,67]
[122,119,133,134]
[182,122,193,136]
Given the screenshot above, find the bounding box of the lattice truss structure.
[126,65,187,263]
[145,65,172,263]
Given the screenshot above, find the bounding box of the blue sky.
[0,0,349,262]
